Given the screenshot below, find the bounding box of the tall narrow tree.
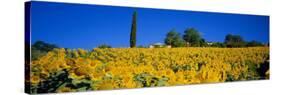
[130,11,137,48]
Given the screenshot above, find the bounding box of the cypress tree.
[130,11,137,48]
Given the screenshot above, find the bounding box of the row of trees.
[224,34,264,47]
[31,11,266,52]
[31,41,58,60]
[164,28,207,47]
[128,11,267,48]
[164,28,266,48]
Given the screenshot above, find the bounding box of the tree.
[32,41,58,52]
[183,28,202,47]
[137,45,146,48]
[246,40,264,47]
[210,42,226,48]
[164,29,185,47]
[31,41,58,60]
[130,11,137,48]
[199,38,208,47]
[224,34,245,47]
[164,30,176,46]
[97,44,111,48]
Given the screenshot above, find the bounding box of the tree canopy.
[164,29,185,47]
[183,28,202,47]
[97,44,112,49]
[246,40,264,47]
[31,41,58,60]
[224,34,246,47]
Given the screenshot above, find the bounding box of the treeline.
[31,41,114,60]
[164,28,268,48]
[31,41,58,60]
[128,11,267,48]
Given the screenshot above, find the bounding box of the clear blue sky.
[30,1,269,49]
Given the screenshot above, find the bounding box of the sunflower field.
[28,47,269,93]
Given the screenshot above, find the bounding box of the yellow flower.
[30,75,40,84]
[30,47,269,90]
[56,87,74,93]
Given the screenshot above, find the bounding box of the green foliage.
[130,11,137,48]
[31,69,93,94]
[32,69,71,93]
[31,41,58,60]
[31,47,46,60]
[210,42,226,48]
[183,28,202,47]
[134,73,150,87]
[224,34,246,47]
[199,39,208,47]
[156,77,169,86]
[246,40,264,47]
[164,29,185,47]
[226,60,269,82]
[226,74,235,82]
[32,41,58,52]
[137,45,146,48]
[171,64,191,73]
[134,73,169,87]
[243,60,259,80]
[257,59,269,79]
[97,44,112,49]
